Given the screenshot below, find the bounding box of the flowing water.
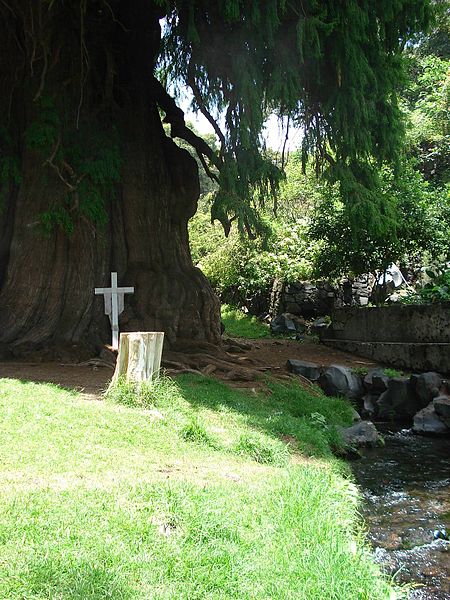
[350,427,450,599]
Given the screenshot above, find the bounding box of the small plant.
[383,368,403,378]
[309,412,329,430]
[180,418,217,447]
[352,367,369,377]
[233,432,290,466]
[401,266,450,305]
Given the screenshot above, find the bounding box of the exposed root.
[61,358,115,370]
[162,340,314,391]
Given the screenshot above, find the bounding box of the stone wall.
[270,275,374,318]
[329,304,450,343]
[323,304,450,372]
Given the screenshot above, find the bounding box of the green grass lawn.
[0,375,397,599]
[221,304,271,338]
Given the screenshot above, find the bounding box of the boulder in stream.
[317,365,363,399]
[410,372,443,407]
[363,368,389,393]
[338,420,383,448]
[377,377,421,420]
[433,395,450,428]
[361,393,378,417]
[413,402,449,435]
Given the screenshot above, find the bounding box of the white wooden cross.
[95,272,134,350]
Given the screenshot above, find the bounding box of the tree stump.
[112,332,164,384]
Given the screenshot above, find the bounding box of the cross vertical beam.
[111,272,119,350]
[94,272,135,350]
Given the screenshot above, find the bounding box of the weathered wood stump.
[112,332,164,384]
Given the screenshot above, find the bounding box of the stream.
[350,427,450,599]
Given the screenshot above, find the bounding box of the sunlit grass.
[0,376,397,599]
[221,304,271,338]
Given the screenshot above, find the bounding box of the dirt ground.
[0,338,379,399]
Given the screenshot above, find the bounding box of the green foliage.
[401,266,450,303]
[40,124,121,235]
[310,159,450,277]
[383,368,403,378]
[23,96,121,235]
[402,52,450,184]
[190,204,315,309]
[415,0,450,58]
[25,95,60,154]
[40,201,76,236]
[193,134,449,292]
[162,0,431,237]
[352,367,369,377]
[221,304,270,339]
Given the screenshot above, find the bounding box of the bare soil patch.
[0,362,109,399]
[240,338,378,371]
[0,339,378,396]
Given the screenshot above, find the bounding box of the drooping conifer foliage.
[0,1,431,352]
[160,0,430,236]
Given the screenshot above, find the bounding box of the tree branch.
[187,60,226,156]
[150,75,223,174]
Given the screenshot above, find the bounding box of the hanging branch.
[280,115,290,170]
[187,60,226,157]
[150,75,223,176]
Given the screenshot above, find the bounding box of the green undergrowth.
[221,304,270,339]
[0,376,398,599]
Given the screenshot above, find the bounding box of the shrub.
[189,209,315,312]
[401,267,450,304]
[180,418,217,447]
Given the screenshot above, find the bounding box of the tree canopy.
[159,0,431,236]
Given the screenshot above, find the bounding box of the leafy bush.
[190,206,315,311]
[310,160,450,278]
[401,267,450,304]
[383,368,404,378]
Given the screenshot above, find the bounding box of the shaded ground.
[0,362,109,398]
[242,338,378,371]
[0,338,378,397]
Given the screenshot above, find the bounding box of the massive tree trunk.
[0,1,221,358]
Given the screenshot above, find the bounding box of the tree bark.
[0,1,221,358]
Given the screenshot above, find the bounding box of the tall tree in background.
[402,0,449,184]
[0,1,430,355]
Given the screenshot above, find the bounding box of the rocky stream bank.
[285,358,450,598]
